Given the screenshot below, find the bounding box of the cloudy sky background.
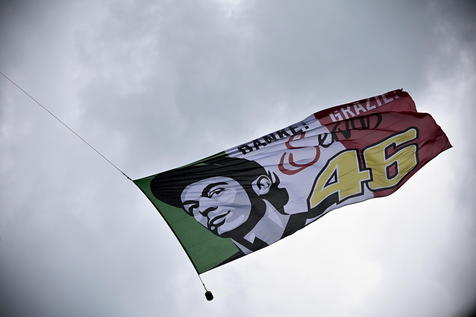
[1,1,475,316]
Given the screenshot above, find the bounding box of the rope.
[198,274,208,291]
[198,274,214,301]
[0,71,132,181]
[0,71,218,300]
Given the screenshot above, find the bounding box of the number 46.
[308,127,419,212]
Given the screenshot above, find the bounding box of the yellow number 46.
[308,128,419,214]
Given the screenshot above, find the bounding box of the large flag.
[134,89,451,274]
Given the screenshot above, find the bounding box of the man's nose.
[199,206,218,217]
[198,198,218,217]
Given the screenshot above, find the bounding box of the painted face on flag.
[181,176,253,235]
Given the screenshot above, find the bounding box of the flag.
[134,89,451,274]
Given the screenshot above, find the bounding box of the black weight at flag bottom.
[205,291,214,301]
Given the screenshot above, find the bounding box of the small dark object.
[205,291,214,301]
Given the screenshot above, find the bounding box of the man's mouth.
[208,211,230,231]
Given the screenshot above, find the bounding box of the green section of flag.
[134,166,241,274]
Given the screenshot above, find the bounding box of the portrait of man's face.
[151,156,290,247]
[180,176,253,236]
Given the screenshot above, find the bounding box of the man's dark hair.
[150,155,289,213]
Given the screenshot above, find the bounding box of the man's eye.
[209,188,224,197]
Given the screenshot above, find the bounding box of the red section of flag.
[337,112,448,196]
[315,90,451,198]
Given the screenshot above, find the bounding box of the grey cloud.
[1,1,475,316]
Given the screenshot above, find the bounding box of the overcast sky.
[1,1,475,316]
